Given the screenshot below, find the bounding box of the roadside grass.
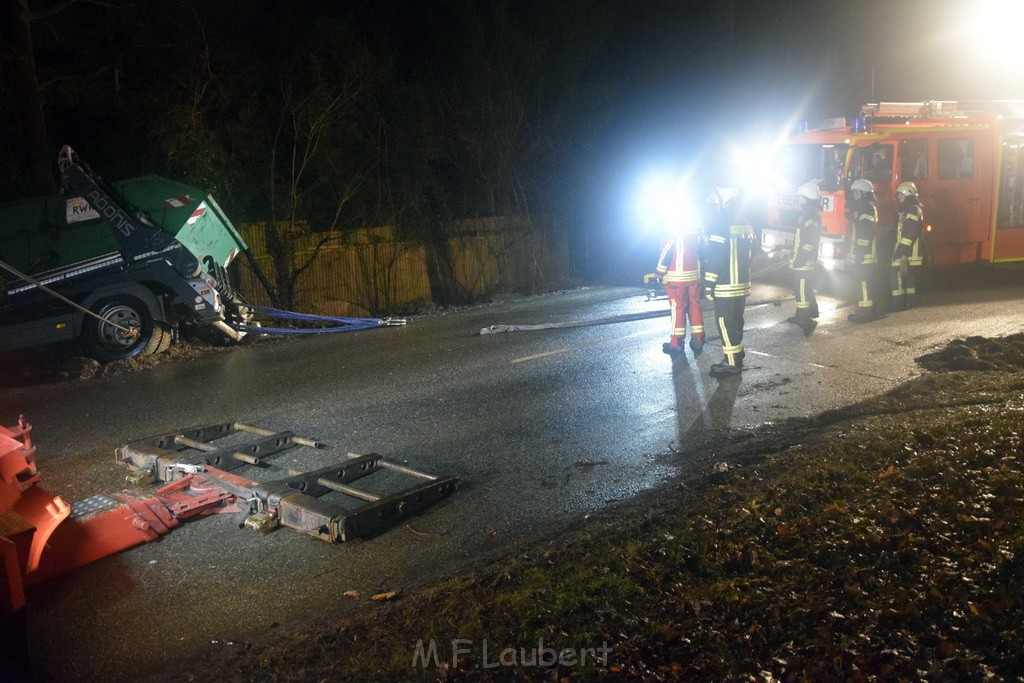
[189,369,1024,682]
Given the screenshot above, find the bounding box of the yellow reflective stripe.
[714,286,751,297]
[691,325,704,333]
[705,272,719,283]
[709,235,727,244]
[657,242,672,266]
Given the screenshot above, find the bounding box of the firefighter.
[890,181,925,311]
[787,182,821,330]
[653,218,704,358]
[845,178,879,322]
[703,187,755,377]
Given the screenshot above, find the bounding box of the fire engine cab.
[761,100,1024,269]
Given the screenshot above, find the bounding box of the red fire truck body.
[761,101,1024,269]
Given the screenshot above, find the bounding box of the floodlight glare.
[635,174,694,233]
[956,0,1024,71]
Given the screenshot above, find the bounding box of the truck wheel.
[82,296,164,362]
[153,323,173,354]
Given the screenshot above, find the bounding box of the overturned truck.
[0,146,251,362]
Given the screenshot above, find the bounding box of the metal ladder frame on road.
[116,421,460,542]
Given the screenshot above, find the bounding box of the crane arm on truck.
[57,146,202,279]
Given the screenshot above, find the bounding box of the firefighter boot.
[710,360,742,377]
[688,337,703,355]
[662,342,684,358]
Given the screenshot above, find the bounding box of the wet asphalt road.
[2,263,1022,681]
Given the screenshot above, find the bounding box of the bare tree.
[2,0,57,194]
[0,0,133,195]
[251,47,371,310]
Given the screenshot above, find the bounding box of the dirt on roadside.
[0,337,244,386]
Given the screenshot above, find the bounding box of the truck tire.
[81,295,165,362]
[153,323,173,354]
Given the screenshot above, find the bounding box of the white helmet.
[896,181,918,197]
[796,182,820,200]
[707,186,739,206]
[850,179,874,194]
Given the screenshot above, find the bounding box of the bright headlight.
[820,242,835,259]
[636,174,694,232]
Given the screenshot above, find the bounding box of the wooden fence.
[234,216,570,317]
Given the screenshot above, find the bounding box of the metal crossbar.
[116,422,459,542]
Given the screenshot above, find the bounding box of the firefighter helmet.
[796,182,820,200]
[850,179,874,194]
[896,181,918,197]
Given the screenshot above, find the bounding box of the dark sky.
[345,0,1024,141]
[12,0,1024,236]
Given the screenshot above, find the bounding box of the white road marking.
[511,327,660,364]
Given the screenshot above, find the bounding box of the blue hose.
[232,304,392,334]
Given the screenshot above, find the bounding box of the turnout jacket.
[656,230,702,283]
[845,197,878,266]
[790,204,821,271]
[704,212,755,298]
[892,196,924,266]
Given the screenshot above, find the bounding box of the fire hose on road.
[480,309,669,335]
[481,261,792,336]
[231,304,407,335]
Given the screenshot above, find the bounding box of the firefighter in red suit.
[654,220,704,358]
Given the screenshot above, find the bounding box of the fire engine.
[760,100,1024,269]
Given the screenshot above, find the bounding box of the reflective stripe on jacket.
[656,232,702,283]
[704,222,755,298]
[790,206,821,272]
[892,199,924,266]
[846,199,878,266]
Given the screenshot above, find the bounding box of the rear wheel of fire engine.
[81,295,163,363]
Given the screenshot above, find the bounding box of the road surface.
[1,264,1021,680]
